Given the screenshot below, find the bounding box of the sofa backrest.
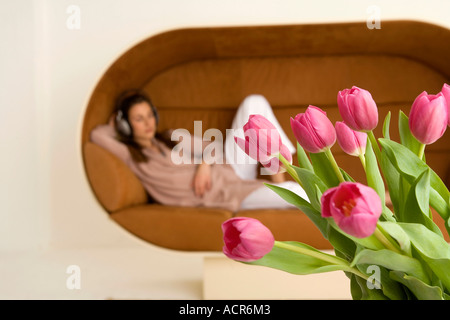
[82,21,450,212]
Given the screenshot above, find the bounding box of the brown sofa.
[82,21,450,251]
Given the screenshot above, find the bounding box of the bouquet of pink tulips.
[222,84,450,300]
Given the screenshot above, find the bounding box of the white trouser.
[224,94,308,209]
[240,181,308,209]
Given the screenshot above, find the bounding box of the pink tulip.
[408,91,448,145]
[290,106,336,153]
[441,83,450,127]
[337,86,378,131]
[321,182,382,238]
[234,114,292,173]
[335,121,367,157]
[222,217,275,262]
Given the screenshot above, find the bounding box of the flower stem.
[278,153,303,188]
[358,153,366,171]
[417,143,426,161]
[373,224,402,254]
[323,148,345,183]
[274,241,369,281]
[368,131,381,163]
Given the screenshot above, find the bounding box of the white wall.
[0,1,41,252]
[1,0,450,253]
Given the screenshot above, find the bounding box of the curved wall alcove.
[82,21,450,251]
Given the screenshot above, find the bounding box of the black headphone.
[115,90,159,138]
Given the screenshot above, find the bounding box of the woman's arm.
[191,160,212,197]
[90,123,131,164]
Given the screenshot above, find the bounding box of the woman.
[90,91,307,212]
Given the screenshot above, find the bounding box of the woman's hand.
[192,162,212,197]
[270,172,286,183]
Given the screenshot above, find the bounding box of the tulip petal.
[307,106,337,148]
[338,214,379,238]
[349,90,378,131]
[290,106,336,153]
[442,83,450,126]
[291,116,322,153]
[355,183,383,216]
[320,187,337,218]
[320,182,382,238]
[338,89,360,130]
[409,92,447,144]
[222,217,274,262]
[279,143,293,164]
[243,115,283,159]
[338,86,378,131]
[336,121,367,156]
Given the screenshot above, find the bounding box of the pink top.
[90,125,266,212]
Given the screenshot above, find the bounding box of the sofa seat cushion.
[110,204,232,251]
[111,205,334,251]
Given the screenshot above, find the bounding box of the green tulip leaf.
[264,183,329,238]
[398,111,422,157]
[382,111,391,140]
[398,222,450,293]
[351,260,408,300]
[247,241,352,276]
[352,274,390,300]
[327,226,357,261]
[378,138,423,181]
[350,274,363,300]
[314,184,324,211]
[309,152,340,188]
[412,169,431,217]
[382,206,396,224]
[380,153,401,218]
[296,142,314,172]
[292,166,328,212]
[326,219,384,251]
[351,249,430,284]
[340,168,356,182]
[390,271,448,300]
[378,138,450,231]
[365,137,393,222]
[402,169,443,236]
[378,221,411,256]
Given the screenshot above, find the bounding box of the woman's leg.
[239,181,308,209]
[225,94,296,180]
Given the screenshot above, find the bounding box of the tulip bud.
[321,182,382,238]
[335,121,367,157]
[222,217,274,262]
[441,83,450,127]
[337,86,378,131]
[408,91,448,145]
[234,114,292,173]
[290,106,336,153]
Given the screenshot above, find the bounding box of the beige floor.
[0,246,352,300]
[0,246,204,300]
[203,255,352,300]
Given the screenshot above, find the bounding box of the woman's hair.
[114,90,176,163]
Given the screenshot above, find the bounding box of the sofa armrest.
[83,142,148,212]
